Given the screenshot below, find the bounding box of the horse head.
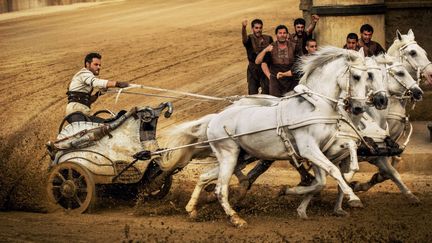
[299,46,370,116]
[375,54,423,101]
[388,29,432,85]
[365,55,388,110]
[339,48,369,115]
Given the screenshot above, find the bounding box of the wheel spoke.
[55,194,65,203]
[73,195,83,207]
[67,198,72,210]
[75,175,84,185]
[77,187,88,193]
[55,172,66,182]
[68,168,73,180]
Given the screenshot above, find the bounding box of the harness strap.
[276,101,300,166]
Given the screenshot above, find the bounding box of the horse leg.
[280,166,324,196]
[294,167,326,219]
[350,157,419,203]
[246,159,274,189]
[185,166,219,219]
[298,142,363,208]
[391,155,402,167]
[289,159,315,186]
[231,158,250,203]
[334,158,356,216]
[297,193,314,219]
[374,157,419,204]
[213,146,246,227]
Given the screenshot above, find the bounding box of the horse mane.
[298,46,364,84]
[371,53,396,65]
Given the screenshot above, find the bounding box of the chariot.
[45,102,174,213]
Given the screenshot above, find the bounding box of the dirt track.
[0,0,431,241]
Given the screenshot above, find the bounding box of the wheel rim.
[47,162,95,213]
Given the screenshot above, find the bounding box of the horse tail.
[159,114,215,171]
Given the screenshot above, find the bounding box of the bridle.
[363,64,387,106]
[340,64,370,109]
[398,40,432,84]
[386,63,417,99]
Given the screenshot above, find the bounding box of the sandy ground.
[0,0,431,242]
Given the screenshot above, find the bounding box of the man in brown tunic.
[358,24,385,57]
[242,19,274,94]
[255,25,301,97]
[291,14,319,56]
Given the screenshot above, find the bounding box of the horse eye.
[353,75,361,81]
[396,71,405,77]
[409,50,417,56]
[367,72,374,80]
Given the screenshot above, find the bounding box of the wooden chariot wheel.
[46,162,96,213]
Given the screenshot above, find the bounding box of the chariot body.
[45,102,174,213]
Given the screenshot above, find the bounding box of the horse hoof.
[348,199,364,208]
[188,210,198,219]
[349,181,361,191]
[230,214,248,228]
[297,209,309,219]
[407,193,421,205]
[278,185,288,197]
[333,209,349,217]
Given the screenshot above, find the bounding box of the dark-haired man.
[358,24,385,57]
[291,14,319,55]
[242,19,274,94]
[343,33,360,51]
[255,25,301,97]
[66,52,129,116]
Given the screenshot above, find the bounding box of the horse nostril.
[353,106,364,115]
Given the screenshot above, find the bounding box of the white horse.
[160,47,371,226]
[387,29,432,86]
[332,54,423,213]
[347,29,430,193]
[274,52,392,217]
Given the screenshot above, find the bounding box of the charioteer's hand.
[115,81,129,88]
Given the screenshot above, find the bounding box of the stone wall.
[0,0,98,13]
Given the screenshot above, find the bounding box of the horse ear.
[375,54,385,63]
[407,29,415,39]
[396,30,402,40]
[358,47,365,59]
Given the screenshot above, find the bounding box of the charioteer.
[66,52,129,120]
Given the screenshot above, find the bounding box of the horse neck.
[365,107,388,129]
[304,59,344,100]
[388,96,408,117]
